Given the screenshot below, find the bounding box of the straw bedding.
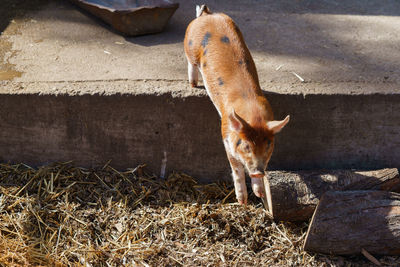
[0,162,399,266]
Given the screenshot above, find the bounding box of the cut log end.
[303,190,400,256]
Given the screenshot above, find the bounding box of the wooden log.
[267,168,400,221]
[303,190,400,255]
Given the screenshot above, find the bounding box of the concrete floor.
[2,0,400,93]
[1,0,400,181]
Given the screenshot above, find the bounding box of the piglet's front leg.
[227,155,248,205]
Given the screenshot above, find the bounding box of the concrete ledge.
[1,81,400,182]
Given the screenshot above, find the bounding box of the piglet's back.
[184,13,260,95]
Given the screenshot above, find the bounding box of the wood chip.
[361,248,382,266]
[291,72,305,82]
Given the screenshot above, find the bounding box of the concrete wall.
[1,92,399,182]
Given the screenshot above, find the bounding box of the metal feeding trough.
[69,0,179,36]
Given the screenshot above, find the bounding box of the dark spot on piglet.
[203,49,207,56]
[238,60,243,65]
[218,77,224,86]
[203,62,207,68]
[221,36,230,43]
[236,138,242,147]
[188,40,193,46]
[201,32,211,48]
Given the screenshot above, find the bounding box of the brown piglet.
[184,5,290,215]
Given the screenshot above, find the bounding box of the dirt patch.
[1,162,399,266]
[0,0,49,81]
[0,22,22,81]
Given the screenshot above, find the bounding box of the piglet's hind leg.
[187,61,199,87]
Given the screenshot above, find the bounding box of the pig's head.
[225,110,289,178]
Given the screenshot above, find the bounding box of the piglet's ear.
[267,115,290,134]
[228,109,244,132]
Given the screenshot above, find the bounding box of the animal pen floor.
[0,162,399,266]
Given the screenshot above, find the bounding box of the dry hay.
[0,162,399,266]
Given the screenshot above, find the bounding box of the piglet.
[184,5,289,215]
